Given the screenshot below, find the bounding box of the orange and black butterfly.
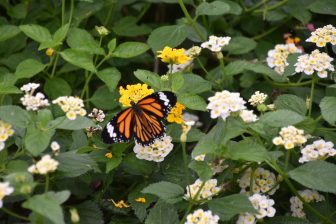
[102,91,177,146]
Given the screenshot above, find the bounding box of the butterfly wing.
[101,107,134,144]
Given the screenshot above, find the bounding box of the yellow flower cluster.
[119,84,154,107]
[0,120,14,151]
[157,47,191,65]
[167,102,186,124]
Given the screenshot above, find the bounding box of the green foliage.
[142,181,184,203]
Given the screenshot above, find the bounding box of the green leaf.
[0,25,21,42]
[320,96,336,126]
[178,73,212,94]
[96,67,121,92]
[60,49,96,72]
[225,139,267,163]
[258,109,305,127]
[107,38,116,53]
[112,42,149,58]
[188,161,212,181]
[285,0,312,23]
[171,73,184,92]
[0,105,31,128]
[308,0,336,15]
[122,153,156,176]
[19,24,52,43]
[274,94,307,116]
[67,28,104,55]
[89,86,119,110]
[105,144,126,173]
[196,1,230,16]
[57,151,99,177]
[36,109,53,128]
[134,69,161,90]
[219,0,242,15]
[222,36,257,55]
[289,161,336,193]
[15,59,46,79]
[24,124,53,156]
[167,124,205,142]
[48,116,95,130]
[113,16,151,37]
[75,201,103,224]
[52,24,70,45]
[145,201,179,224]
[147,25,187,52]
[221,117,246,145]
[283,53,301,77]
[0,85,21,94]
[44,77,72,99]
[264,216,311,224]
[178,93,207,111]
[22,191,70,224]
[208,194,256,221]
[141,181,184,203]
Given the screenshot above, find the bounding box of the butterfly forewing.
[102,91,177,146]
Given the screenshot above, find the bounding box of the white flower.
[183,113,202,127]
[88,108,105,122]
[299,139,336,163]
[52,96,86,120]
[248,91,268,106]
[185,209,220,224]
[239,110,258,123]
[266,43,302,74]
[184,179,221,201]
[201,35,231,52]
[20,83,49,111]
[28,155,59,175]
[133,135,173,162]
[294,49,334,78]
[207,90,246,121]
[306,24,336,47]
[0,182,14,208]
[272,126,307,149]
[290,189,325,218]
[236,213,255,224]
[194,154,206,161]
[239,167,279,195]
[0,120,15,151]
[50,141,60,155]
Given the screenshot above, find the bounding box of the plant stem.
[270,80,312,87]
[284,150,290,170]
[177,0,206,41]
[104,0,117,26]
[308,75,316,117]
[45,174,49,192]
[61,0,65,25]
[196,58,208,75]
[1,208,30,221]
[253,17,290,40]
[245,0,271,12]
[181,141,190,191]
[253,0,288,14]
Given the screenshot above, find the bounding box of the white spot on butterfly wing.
[158,92,170,106]
[107,122,117,138]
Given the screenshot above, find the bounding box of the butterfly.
[102,91,177,146]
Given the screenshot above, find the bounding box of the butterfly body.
[102,91,177,146]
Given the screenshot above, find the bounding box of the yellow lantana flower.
[167,102,186,124]
[135,197,146,203]
[119,84,154,107]
[105,152,113,159]
[157,47,191,65]
[109,199,131,208]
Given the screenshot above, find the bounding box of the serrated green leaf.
[44,77,72,99]
[15,59,46,79]
[258,109,305,127]
[0,85,21,94]
[222,36,256,55]
[178,73,212,94]
[67,28,104,55]
[113,16,151,37]
[320,96,336,126]
[283,53,301,77]
[97,67,121,92]
[0,25,21,42]
[274,94,307,115]
[142,181,184,203]
[76,201,104,224]
[89,86,119,110]
[134,69,161,90]
[178,93,207,111]
[112,42,149,58]
[288,160,336,193]
[308,0,336,15]
[48,116,95,130]
[0,105,31,128]
[225,139,267,162]
[60,49,96,72]
[188,161,212,181]
[171,73,184,92]
[19,24,52,43]
[24,124,53,156]
[196,1,230,16]
[108,38,116,53]
[145,201,179,224]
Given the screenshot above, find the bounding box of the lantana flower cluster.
[157,47,191,65]
[0,182,14,208]
[294,49,334,78]
[272,126,307,149]
[20,83,49,111]
[237,194,276,224]
[248,91,268,107]
[183,113,202,127]
[239,167,279,195]
[201,35,231,52]
[239,110,258,123]
[306,24,336,47]
[185,209,219,224]
[167,102,186,124]
[52,96,86,120]
[299,139,336,163]
[169,46,201,73]
[290,189,325,218]
[184,178,221,201]
[119,84,154,107]
[0,120,14,151]
[28,155,59,175]
[266,43,302,74]
[133,135,174,162]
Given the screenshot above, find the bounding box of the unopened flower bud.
[70,208,80,223]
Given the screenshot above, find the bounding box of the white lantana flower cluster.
[52,96,87,120]
[239,110,258,123]
[299,139,336,163]
[239,167,279,195]
[88,108,105,122]
[207,90,246,121]
[28,155,59,175]
[272,126,307,149]
[20,83,49,111]
[266,43,302,74]
[0,182,14,208]
[185,209,220,224]
[133,135,173,162]
[201,35,231,52]
[0,120,15,151]
[294,49,334,78]
[184,178,221,201]
[306,24,336,47]
[183,113,202,127]
[248,91,268,107]
[237,194,276,224]
[290,189,325,218]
